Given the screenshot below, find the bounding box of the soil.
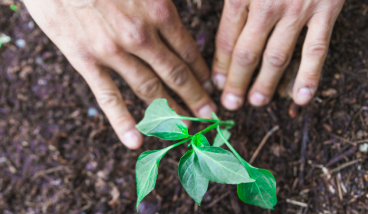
[1,0,368,213]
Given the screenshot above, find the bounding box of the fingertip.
[293,87,315,105]
[213,73,226,90]
[198,103,217,119]
[221,93,243,111]
[120,129,143,150]
[248,92,269,107]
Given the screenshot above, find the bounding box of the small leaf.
[192,134,210,147]
[136,147,171,211]
[213,129,231,147]
[136,99,189,140]
[178,150,209,205]
[193,145,254,184]
[237,159,277,209]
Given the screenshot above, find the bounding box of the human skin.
[23,0,344,149]
[212,0,344,110]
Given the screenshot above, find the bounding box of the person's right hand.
[23,0,217,149]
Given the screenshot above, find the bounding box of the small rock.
[38,79,47,85]
[359,143,368,153]
[35,57,43,65]
[15,39,26,48]
[322,88,337,97]
[88,107,98,117]
[28,21,34,29]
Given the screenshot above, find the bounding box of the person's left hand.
[212,0,344,110]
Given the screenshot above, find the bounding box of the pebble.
[0,157,7,163]
[28,21,34,29]
[88,107,98,117]
[359,143,368,153]
[15,39,26,48]
[35,57,43,65]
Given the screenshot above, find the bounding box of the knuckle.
[123,19,151,47]
[233,49,258,67]
[264,50,289,68]
[96,90,122,109]
[286,1,304,16]
[301,71,320,82]
[151,0,176,24]
[182,43,199,64]
[216,32,235,54]
[94,39,120,57]
[255,0,276,20]
[136,78,162,98]
[167,64,189,86]
[305,41,328,57]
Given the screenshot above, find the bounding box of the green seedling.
[135,99,277,211]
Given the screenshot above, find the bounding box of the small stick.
[299,120,309,186]
[31,166,69,180]
[286,199,308,208]
[329,159,362,174]
[250,125,279,164]
[336,175,343,201]
[206,191,231,208]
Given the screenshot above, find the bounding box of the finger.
[128,37,217,119]
[153,2,214,93]
[93,46,191,124]
[71,58,143,149]
[222,5,281,110]
[248,17,304,106]
[212,0,249,90]
[292,14,335,105]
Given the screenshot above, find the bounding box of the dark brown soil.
[1,0,368,213]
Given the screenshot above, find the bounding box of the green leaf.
[213,129,231,147]
[178,150,209,205]
[136,99,189,140]
[136,147,171,211]
[237,159,277,209]
[192,134,210,147]
[192,145,254,184]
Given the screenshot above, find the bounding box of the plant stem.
[169,138,191,149]
[179,116,235,127]
[216,125,244,163]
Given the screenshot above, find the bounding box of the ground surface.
[1,0,368,213]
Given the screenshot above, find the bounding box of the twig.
[286,199,308,208]
[336,175,343,201]
[31,166,69,181]
[299,120,309,186]
[329,159,362,174]
[326,146,357,167]
[250,125,279,164]
[206,190,231,208]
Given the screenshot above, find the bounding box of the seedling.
[135,99,277,211]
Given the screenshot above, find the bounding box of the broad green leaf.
[136,99,189,140]
[147,119,189,140]
[136,147,171,210]
[213,129,231,147]
[237,159,277,209]
[178,150,209,205]
[192,145,254,184]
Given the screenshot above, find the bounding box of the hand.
[23,0,217,149]
[212,0,344,110]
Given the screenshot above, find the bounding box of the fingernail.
[297,87,312,103]
[121,130,142,149]
[199,104,215,119]
[214,74,226,90]
[202,80,214,94]
[250,92,266,106]
[224,93,242,110]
